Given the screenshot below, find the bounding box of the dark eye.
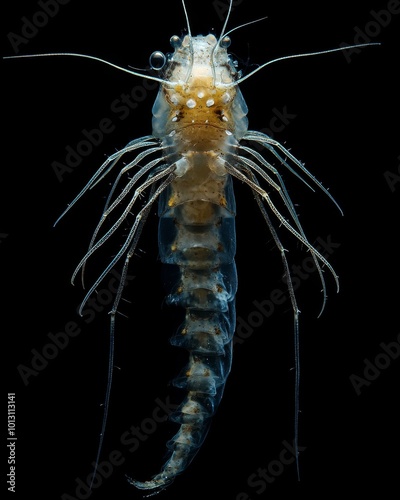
[170,35,181,49]
[149,51,166,70]
[220,36,231,49]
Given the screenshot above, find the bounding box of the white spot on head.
[225,130,232,135]
[206,99,215,107]
[169,130,176,137]
[186,99,196,109]
[171,94,179,105]
[172,116,178,122]
[197,91,205,98]
[222,115,228,122]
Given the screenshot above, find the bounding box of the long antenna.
[211,0,234,85]
[219,0,233,40]
[181,0,194,83]
[3,52,172,84]
[228,42,381,86]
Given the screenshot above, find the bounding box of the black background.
[3,1,399,499]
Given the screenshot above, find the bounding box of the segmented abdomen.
[156,153,237,479]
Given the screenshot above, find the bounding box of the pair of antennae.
[180,0,251,84]
[4,0,379,89]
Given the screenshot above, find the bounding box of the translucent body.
[46,8,347,497]
[130,34,244,491]
[124,33,338,492]
[50,30,340,494]
[4,0,380,495]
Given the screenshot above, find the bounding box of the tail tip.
[126,473,174,496]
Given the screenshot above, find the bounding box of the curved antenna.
[3,52,178,87]
[224,42,381,87]
[181,0,194,84]
[211,0,234,85]
[211,3,268,84]
[181,0,192,37]
[222,15,268,40]
[211,15,269,81]
[218,0,234,40]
